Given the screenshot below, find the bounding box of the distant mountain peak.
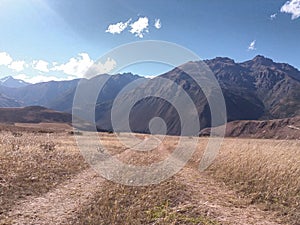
[0,76,13,82]
[207,57,236,65]
[0,76,30,88]
[215,57,235,63]
[251,55,274,65]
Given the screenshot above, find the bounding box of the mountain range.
[0,55,299,135]
[0,76,30,88]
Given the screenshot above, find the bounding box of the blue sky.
[0,0,300,83]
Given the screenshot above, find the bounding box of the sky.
[0,0,300,83]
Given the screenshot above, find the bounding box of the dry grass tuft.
[207,139,300,224]
[73,134,218,224]
[75,178,219,225]
[0,130,87,221]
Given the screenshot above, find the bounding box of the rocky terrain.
[200,116,300,139]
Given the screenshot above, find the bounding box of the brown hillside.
[0,106,72,124]
[199,117,300,139]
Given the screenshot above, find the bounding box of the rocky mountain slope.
[94,55,300,134]
[0,93,20,107]
[199,116,300,139]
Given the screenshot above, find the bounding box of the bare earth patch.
[6,167,283,225]
[0,128,88,223]
[7,168,103,225]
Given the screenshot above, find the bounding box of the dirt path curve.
[8,166,284,225]
[176,167,284,225]
[7,134,284,225]
[8,168,104,225]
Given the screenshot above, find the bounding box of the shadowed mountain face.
[0,79,80,109]
[51,73,142,113]
[0,73,142,112]
[207,55,300,118]
[0,56,300,135]
[94,55,300,134]
[0,93,21,107]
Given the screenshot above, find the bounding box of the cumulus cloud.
[52,53,116,77]
[0,52,117,82]
[86,58,117,77]
[8,60,26,72]
[154,18,162,29]
[281,0,300,20]
[105,17,161,38]
[52,53,94,77]
[248,40,256,51]
[0,52,13,66]
[32,60,49,72]
[129,17,149,38]
[270,13,277,20]
[14,74,31,82]
[106,19,132,34]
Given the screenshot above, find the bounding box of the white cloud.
[248,40,256,51]
[154,18,162,29]
[105,17,161,37]
[106,19,132,34]
[0,52,117,82]
[86,57,117,77]
[14,74,30,81]
[8,60,26,72]
[270,13,277,20]
[281,0,300,20]
[52,53,94,77]
[129,17,149,38]
[52,53,116,77]
[15,73,74,84]
[32,60,49,72]
[0,52,13,66]
[144,75,156,79]
[27,75,69,84]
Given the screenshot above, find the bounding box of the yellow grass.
[206,138,300,224]
[72,134,300,224]
[75,178,219,225]
[0,126,299,224]
[0,129,87,222]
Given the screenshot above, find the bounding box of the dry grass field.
[207,139,300,224]
[0,124,88,224]
[0,124,299,224]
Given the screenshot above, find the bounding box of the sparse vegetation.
[40,141,56,151]
[0,129,88,222]
[206,139,300,225]
[75,178,219,225]
[68,130,83,135]
[147,201,219,225]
